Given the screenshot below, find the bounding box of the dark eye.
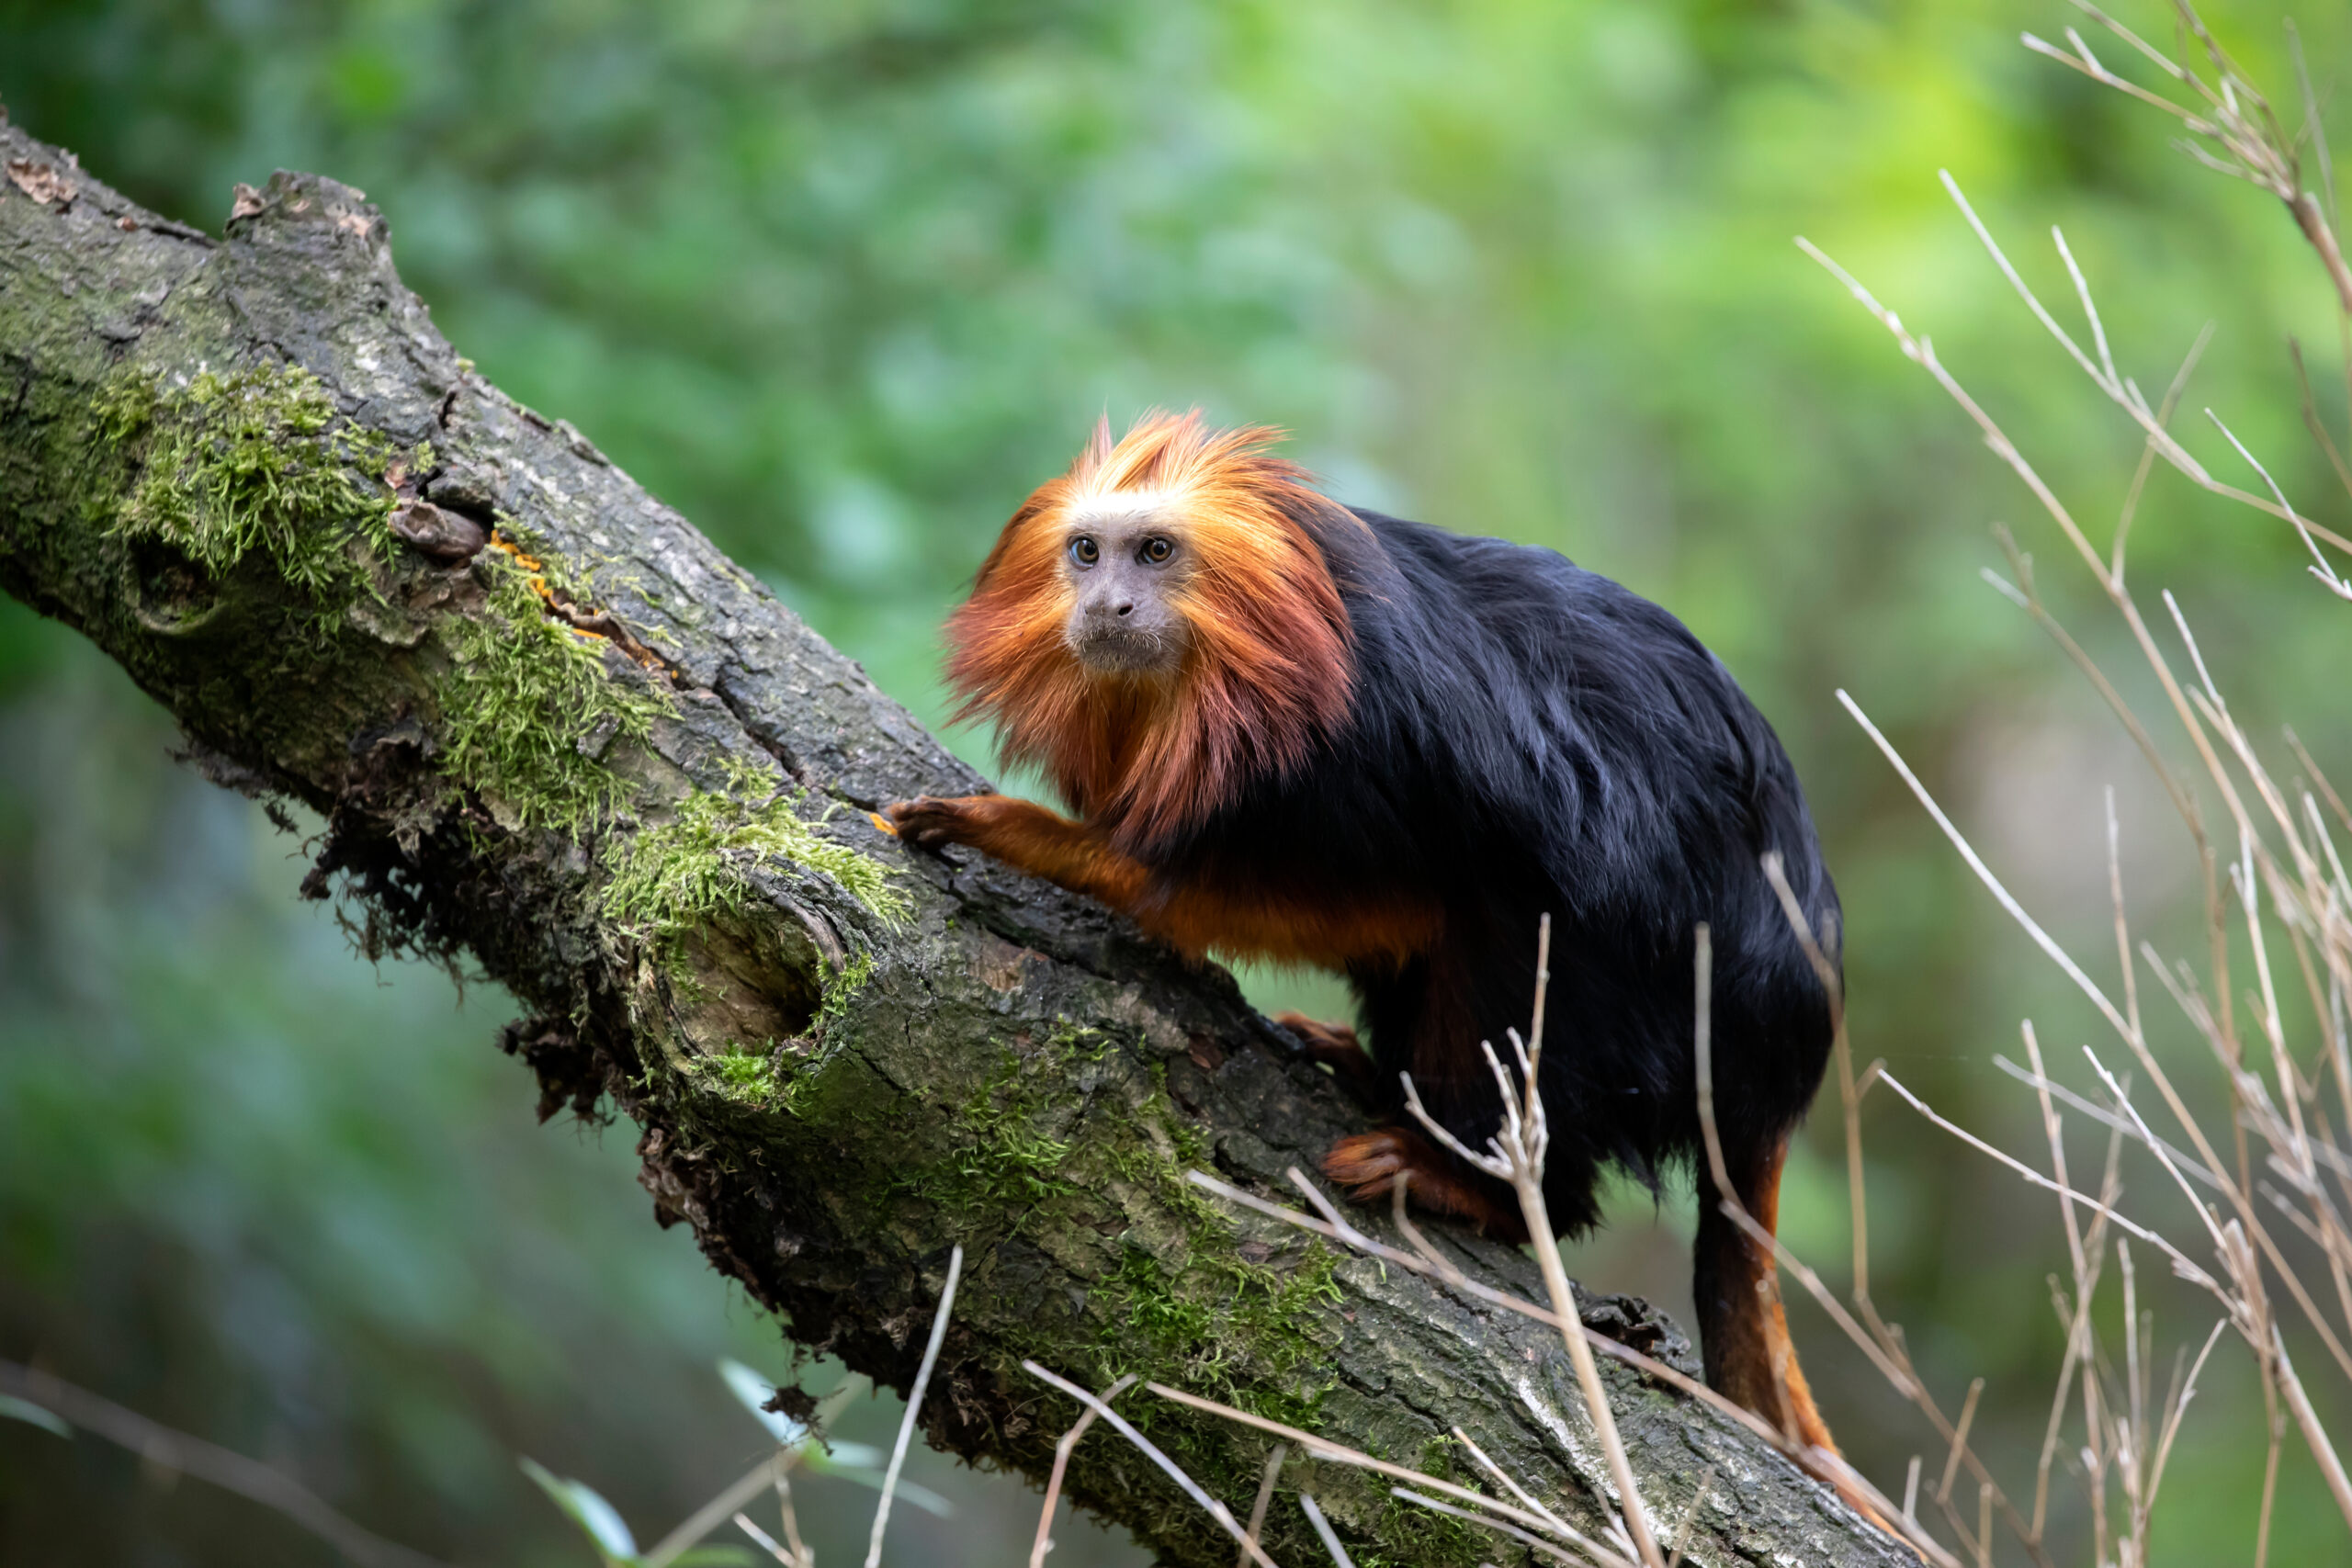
[1070,536,1099,566]
[1140,536,1174,565]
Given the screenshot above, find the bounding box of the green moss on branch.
[96,362,399,626]
[707,1042,783,1103]
[936,1051,1080,1211]
[436,538,669,834]
[598,786,908,953]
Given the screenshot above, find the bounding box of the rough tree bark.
[0,115,1903,1568]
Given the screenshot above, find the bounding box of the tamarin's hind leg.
[1322,1127,1526,1240]
[1274,1011,1377,1095]
[1692,1134,1838,1456]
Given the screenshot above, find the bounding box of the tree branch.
[0,114,1903,1567]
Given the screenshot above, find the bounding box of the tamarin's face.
[944,412,1356,828]
[1058,506,1193,677]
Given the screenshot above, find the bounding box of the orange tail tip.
[1690,1139,1913,1539]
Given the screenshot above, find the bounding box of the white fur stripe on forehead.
[1057,489,1182,529]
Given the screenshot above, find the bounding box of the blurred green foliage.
[3,0,2349,1562]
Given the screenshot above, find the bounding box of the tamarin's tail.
[1691,1134,1839,1456]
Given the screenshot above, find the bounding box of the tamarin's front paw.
[1322,1128,1528,1240]
[882,794,992,851]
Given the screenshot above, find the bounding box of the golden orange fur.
[944,411,1362,852]
[892,413,1859,1504]
[879,791,1438,966]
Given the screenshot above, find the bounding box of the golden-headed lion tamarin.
[887,411,1843,1455]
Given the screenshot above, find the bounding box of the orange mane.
[944,411,1360,851]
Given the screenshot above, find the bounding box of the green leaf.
[0,1393,70,1438]
[713,1364,943,1516]
[521,1455,642,1564]
[807,1438,884,1472]
[802,1447,953,1518]
[667,1548,757,1567]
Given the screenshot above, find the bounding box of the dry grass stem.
[1451,1423,1578,1541]
[1662,1468,1713,1568]
[644,1375,871,1568]
[1799,11,2352,1549]
[734,1511,799,1568]
[0,1359,452,1568]
[1238,1444,1287,1568]
[770,1466,811,1568]
[1389,1488,1590,1566]
[1295,1495,1355,1568]
[1398,916,1664,1565]
[1937,1380,1984,1510]
[2026,0,2352,313]
[1023,1365,1281,1568]
[1145,1381,1637,1568]
[1030,1372,1136,1568]
[864,1244,962,1568]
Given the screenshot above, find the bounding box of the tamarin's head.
[943,411,1362,835]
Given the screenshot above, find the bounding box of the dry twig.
[1030,1374,1137,1568]
[865,1245,964,1568]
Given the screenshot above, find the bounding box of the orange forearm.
[888,794,1438,967]
[887,794,1150,915]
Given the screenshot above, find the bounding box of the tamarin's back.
[887,412,1847,1461]
[1162,507,1839,1231]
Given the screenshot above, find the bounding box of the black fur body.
[1148,506,1841,1254]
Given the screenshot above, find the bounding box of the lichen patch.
[6,157,75,208]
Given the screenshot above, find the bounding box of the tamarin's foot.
[1322,1127,1527,1240]
[882,794,991,851]
[1274,1011,1377,1094]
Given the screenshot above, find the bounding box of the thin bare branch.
[865,1245,964,1568]
[1238,1445,1288,1568]
[644,1376,871,1568]
[0,1360,450,1568]
[1145,1382,1628,1566]
[1026,1365,1278,1568]
[1297,1495,1356,1568]
[1031,1373,1137,1568]
[1388,1490,1595,1567]
[1185,1170,1952,1565]
[733,1511,797,1568]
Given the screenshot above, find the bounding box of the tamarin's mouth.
[1070,624,1183,676]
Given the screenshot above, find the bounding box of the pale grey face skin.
[1061,507,1193,677]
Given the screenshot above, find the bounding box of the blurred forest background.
[3,0,2349,1562]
